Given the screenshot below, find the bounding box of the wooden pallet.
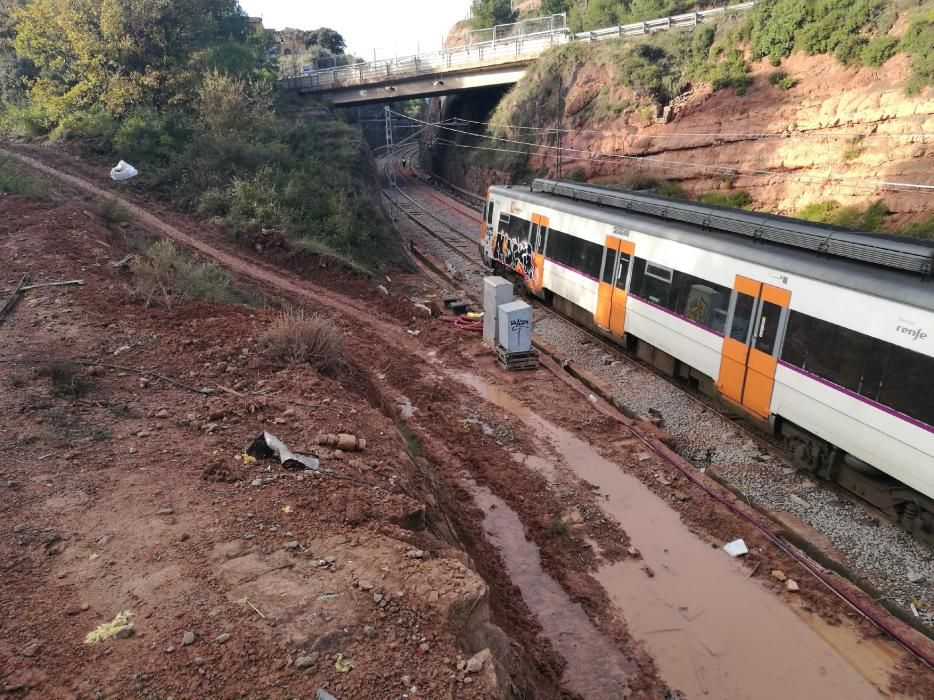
[495,346,539,371]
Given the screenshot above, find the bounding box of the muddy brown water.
[471,482,636,698]
[455,371,892,700]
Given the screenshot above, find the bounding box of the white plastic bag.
[110,160,139,181]
[723,538,748,557]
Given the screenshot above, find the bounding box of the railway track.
[385,156,934,640]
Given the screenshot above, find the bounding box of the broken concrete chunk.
[722,539,748,557]
[247,432,320,471]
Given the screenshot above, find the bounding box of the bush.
[36,361,88,399]
[112,108,188,165]
[861,35,898,68]
[566,167,587,182]
[0,161,52,197]
[697,190,753,209]
[260,309,344,374]
[899,215,934,240]
[130,239,232,311]
[797,199,890,230]
[768,70,796,90]
[98,197,133,227]
[901,9,934,94]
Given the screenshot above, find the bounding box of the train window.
[601,250,617,285]
[642,263,674,306]
[498,213,511,234]
[878,346,934,427]
[754,301,783,356]
[509,215,532,242]
[729,293,756,343]
[857,340,890,401]
[797,319,871,393]
[531,222,540,249]
[486,201,494,225]
[615,253,632,290]
[630,258,647,298]
[781,311,810,368]
[545,229,602,280]
[671,271,731,334]
[535,227,548,254]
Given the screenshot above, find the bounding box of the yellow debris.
[242,453,257,465]
[84,611,133,644]
[282,505,293,514]
[334,653,354,673]
[89,552,98,561]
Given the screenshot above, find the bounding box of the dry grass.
[260,310,344,374]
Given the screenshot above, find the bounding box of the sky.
[238,0,474,59]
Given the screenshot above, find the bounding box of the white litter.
[110,160,139,181]
[723,538,749,557]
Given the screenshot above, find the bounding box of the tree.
[471,0,515,29]
[304,27,346,55]
[541,0,571,14]
[12,0,250,124]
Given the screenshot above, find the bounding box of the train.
[481,179,934,545]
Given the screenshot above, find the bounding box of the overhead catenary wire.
[446,116,934,140]
[389,110,934,193]
[430,137,931,196]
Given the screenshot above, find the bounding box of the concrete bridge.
[280,3,755,106]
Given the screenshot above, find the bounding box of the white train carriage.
[481,179,934,543]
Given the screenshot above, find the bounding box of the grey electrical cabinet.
[497,300,532,353]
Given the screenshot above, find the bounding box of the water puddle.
[470,482,635,697]
[454,371,891,699]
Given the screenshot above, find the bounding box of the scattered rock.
[13,524,26,533]
[157,507,174,515]
[405,549,426,559]
[215,633,230,644]
[465,655,484,673]
[96,534,113,546]
[22,643,41,658]
[401,674,413,686]
[250,479,262,487]
[637,452,652,462]
[358,580,374,591]
[285,541,300,550]
[907,571,925,584]
[155,408,170,419]
[181,631,196,646]
[114,624,134,639]
[363,626,377,639]
[295,653,318,669]
[165,645,175,654]
[771,570,787,582]
[193,657,205,666]
[785,579,800,592]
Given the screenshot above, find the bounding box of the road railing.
[282,2,755,93]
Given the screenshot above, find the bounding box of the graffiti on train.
[493,233,538,285]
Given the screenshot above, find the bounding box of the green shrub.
[37,361,88,399]
[797,199,890,230]
[98,197,132,227]
[861,35,898,67]
[0,161,52,197]
[113,108,188,165]
[697,190,753,209]
[566,167,587,182]
[657,180,686,198]
[901,9,934,94]
[768,70,796,90]
[130,239,232,311]
[899,215,934,240]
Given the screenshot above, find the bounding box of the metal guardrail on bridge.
[282,2,755,94]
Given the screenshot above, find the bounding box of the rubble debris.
[247,432,320,471]
[722,539,748,557]
[771,570,787,582]
[334,653,354,673]
[110,160,138,181]
[785,580,800,592]
[316,690,337,700]
[318,433,366,452]
[84,611,134,644]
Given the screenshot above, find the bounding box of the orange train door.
[595,235,634,336]
[717,276,791,419]
[528,214,548,293]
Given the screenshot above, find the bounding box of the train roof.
[530,179,934,276]
[491,182,934,312]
